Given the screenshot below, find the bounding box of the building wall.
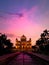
[16,35,32,51]
[16,40,32,51]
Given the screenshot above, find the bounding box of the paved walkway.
[0,52,49,65]
[28,52,49,62]
[7,53,49,65]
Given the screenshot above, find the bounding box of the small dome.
[16,38,18,41]
[29,38,31,42]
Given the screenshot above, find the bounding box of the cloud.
[0,15,4,18]
[6,33,15,37]
[0,10,23,18]
[5,33,20,38]
[0,5,46,45]
[0,5,43,35]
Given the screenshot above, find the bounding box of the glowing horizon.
[0,0,49,46]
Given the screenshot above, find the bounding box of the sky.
[0,0,49,46]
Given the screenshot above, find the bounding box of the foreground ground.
[0,52,49,65]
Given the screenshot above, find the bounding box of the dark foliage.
[0,33,13,55]
[35,29,49,55]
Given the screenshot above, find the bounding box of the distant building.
[16,35,32,51]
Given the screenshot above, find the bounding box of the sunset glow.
[0,0,49,46]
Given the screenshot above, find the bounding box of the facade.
[16,35,32,51]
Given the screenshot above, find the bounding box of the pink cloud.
[0,6,45,45]
[6,33,16,37]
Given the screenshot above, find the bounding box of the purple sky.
[0,0,49,46]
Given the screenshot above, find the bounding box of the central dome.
[21,35,26,41]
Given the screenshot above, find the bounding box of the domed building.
[16,35,32,51]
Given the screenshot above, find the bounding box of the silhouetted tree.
[43,29,49,35]
[5,39,13,48]
[0,33,13,55]
[36,29,49,54]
